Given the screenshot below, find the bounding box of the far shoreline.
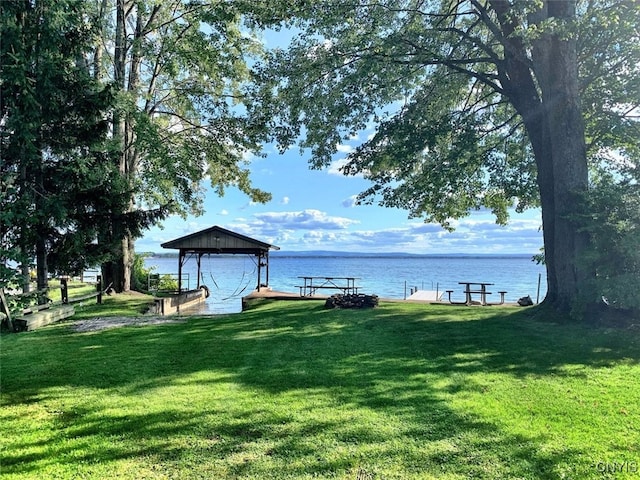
[142,251,539,259]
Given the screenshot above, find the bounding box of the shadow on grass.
[1,300,638,478]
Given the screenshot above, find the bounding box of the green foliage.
[157,274,179,292]
[579,174,640,312]
[3,0,285,292]
[252,0,638,228]
[0,259,21,292]
[0,0,131,280]
[145,273,179,293]
[94,0,279,290]
[97,0,273,221]
[532,248,546,266]
[578,1,640,169]
[251,1,547,225]
[249,0,640,316]
[0,0,183,285]
[131,253,154,292]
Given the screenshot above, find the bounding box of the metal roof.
[160,225,279,254]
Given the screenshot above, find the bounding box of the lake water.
[144,254,547,314]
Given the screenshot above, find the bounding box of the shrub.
[157,274,179,292]
[578,175,640,314]
[132,253,154,292]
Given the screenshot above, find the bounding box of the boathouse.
[160,225,280,295]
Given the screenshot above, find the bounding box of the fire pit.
[324,293,379,309]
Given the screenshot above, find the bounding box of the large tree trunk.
[20,262,31,294]
[494,2,559,309]
[531,0,591,315]
[498,0,591,316]
[102,0,135,293]
[35,235,48,293]
[34,147,49,295]
[521,115,558,307]
[101,240,131,292]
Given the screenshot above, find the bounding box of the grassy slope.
[1,297,639,479]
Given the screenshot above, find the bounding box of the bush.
[157,274,179,292]
[579,175,640,314]
[132,253,154,292]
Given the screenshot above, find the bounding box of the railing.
[1,276,103,332]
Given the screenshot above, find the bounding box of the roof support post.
[178,250,184,294]
[196,253,203,288]
[256,253,262,291]
[256,251,270,291]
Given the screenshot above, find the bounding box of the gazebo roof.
[160,225,279,255]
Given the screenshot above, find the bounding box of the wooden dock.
[241,287,321,310]
[406,290,444,302]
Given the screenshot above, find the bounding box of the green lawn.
[1,297,639,479]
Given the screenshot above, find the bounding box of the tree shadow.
[1,301,637,478]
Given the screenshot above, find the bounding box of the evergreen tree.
[0,0,165,294]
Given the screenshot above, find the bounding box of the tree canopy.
[1,0,126,289]
[92,0,273,217]
[2,0,277,293]
[92,0,275,291]
[251,0,640,317]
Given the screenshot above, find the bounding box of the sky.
[136,27,544,255]
[137,141,544,255]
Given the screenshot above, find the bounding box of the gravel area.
[72,315,187,332]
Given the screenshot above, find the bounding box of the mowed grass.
[1,297,639,479]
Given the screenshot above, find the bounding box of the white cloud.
[281,196,290,205]
[336,143,354,153]
[253,209,358,230]
[327,157,350,175]
[265,216,543,254]
[240,201,260,210]
[342,195,359,208]
[242,150,259,163]
[300,230,339,245]
[219,209,229,216]
[139,205,543,255]
[218,210,543,255]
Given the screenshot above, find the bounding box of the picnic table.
[446,282,507,306]
[296,276,360,297]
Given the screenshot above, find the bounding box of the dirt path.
[72,315,187,333]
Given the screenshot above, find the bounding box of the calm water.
[144,254,547,314]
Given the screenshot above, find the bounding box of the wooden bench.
[464,288,492,295]
[446,290,467,305]
[494,291,508,305]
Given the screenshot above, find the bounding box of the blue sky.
[137,141,544,254]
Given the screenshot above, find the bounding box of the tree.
[578,170,640,317]
[90,0,273,292]
[1,0,116,292]
[1,0,278,296]
[251,0,640,318]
